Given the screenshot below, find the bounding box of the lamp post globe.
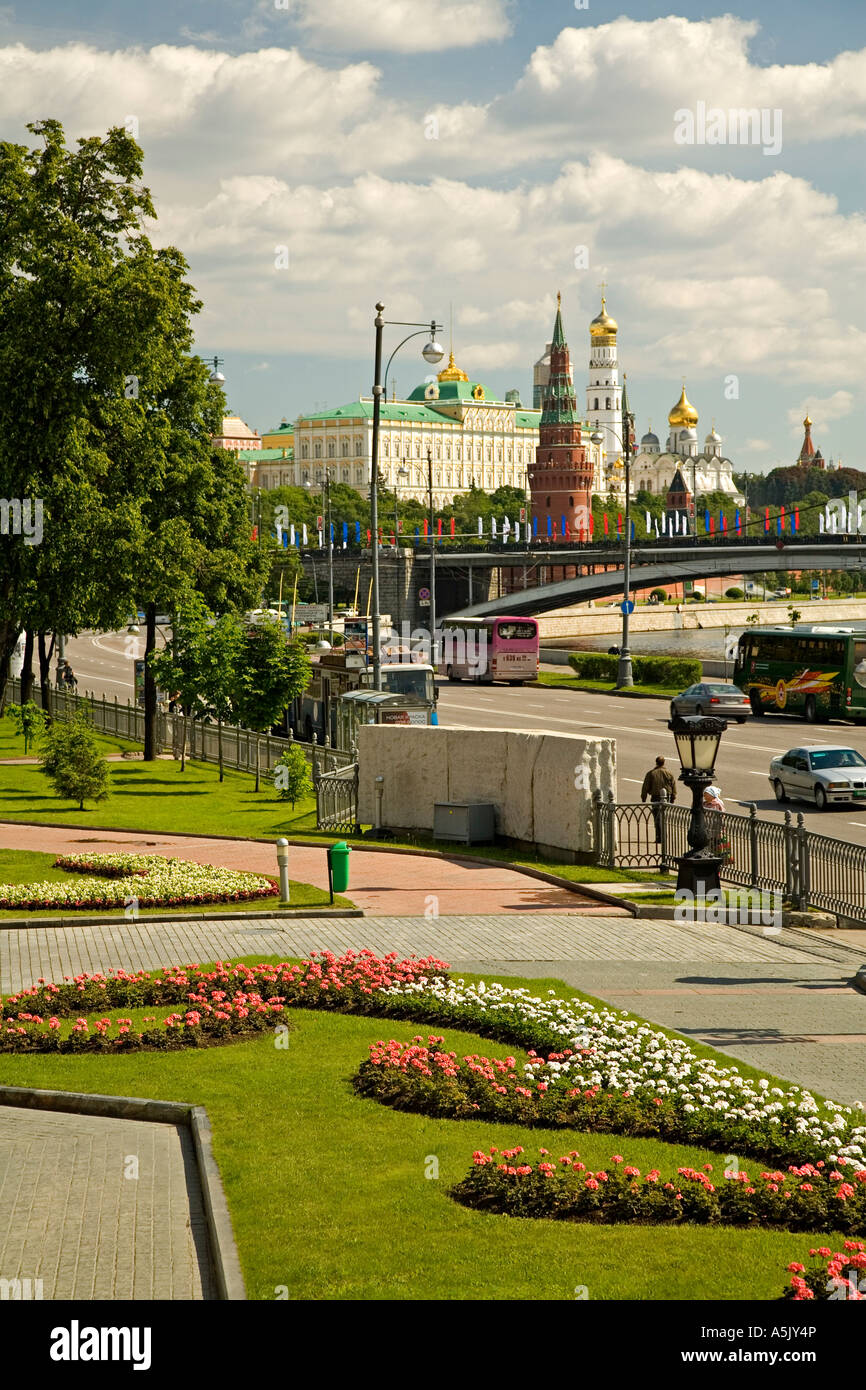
[422,338,445,366]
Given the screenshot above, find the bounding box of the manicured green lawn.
[0,848,352,917]
[0,721,140,760]
[0,962,839,1301]
[535,673,679,699]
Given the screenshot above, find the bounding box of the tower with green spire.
[532,293,591,542]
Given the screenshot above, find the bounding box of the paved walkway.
[0,823,613,917]
[0,1106,215,1300]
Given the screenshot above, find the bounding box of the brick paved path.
[0,911,830,995]
[0,1106,215,1300]
[0,824,611,917]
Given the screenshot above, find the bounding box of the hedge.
[568,652,701,687]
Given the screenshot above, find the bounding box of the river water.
[567,616,866,661]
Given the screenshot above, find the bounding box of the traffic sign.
[418,587,430,600]
[621,600,635,615]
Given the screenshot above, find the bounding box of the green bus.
[733,625,866,723]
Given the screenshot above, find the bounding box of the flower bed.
[0,952,449,1053]
[782,1242,866,1299]
[449,1143,866,1235]
[0,852,279,912]
[351,1021,865,1169]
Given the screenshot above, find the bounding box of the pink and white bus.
[440,616,540,685]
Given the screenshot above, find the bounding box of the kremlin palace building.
[227,297,744,521]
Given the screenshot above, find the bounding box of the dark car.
[670,682,751,724]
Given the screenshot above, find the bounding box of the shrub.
[38,710,111,810]
[725,587,745,599]
[273,744,313,806]
[631,655,702,687]
[649,588,667,602]
[5,701,46,754]
[567,652,618,680]
[782,1242,866,1300]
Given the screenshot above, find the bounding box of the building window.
[507,448,512,462]
[342,468,349,482]
[594,398,599,410]
[314,442,322,459]
[545,495,551,508]
[496,446,503,462]
[341,438,349,457]
[415,440,421,457]
[476,445,482,461]
[355,439,363,456]
[606,398,611,410]
[569,496,574,507]
[301,443,309,460]
[436,444,441,460]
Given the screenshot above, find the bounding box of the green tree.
[39,709,111,810]
[5,700,46,754]
[231,617,312,790]
[273,744,312,808]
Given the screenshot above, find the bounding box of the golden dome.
[668,384,699,429]
[590,296,618,339]
[437,351,469,383]
[803,415,812,428]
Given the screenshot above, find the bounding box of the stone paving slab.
[0,1106,215,1300]
[0,912,833,995]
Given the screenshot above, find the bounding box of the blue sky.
[2,1,865,472]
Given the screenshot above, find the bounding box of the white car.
[768,745,866,810]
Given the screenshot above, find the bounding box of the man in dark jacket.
[641,755,676,843]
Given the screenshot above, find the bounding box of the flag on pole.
[654,518,660,537]
[414,526,420,544]
[589,514,594,537]
[734,509,740,535]
[661,513,667,536]
[793,508,799,533]
[704,509,710,533]
[366,527,371,545]
[776,514,782,536]
[561,515,567,538]
[342,522,348,548]
[450,517,455,538]
[355,521,361,544]
[302,523,308,546]
[533,515,538,536]
[515,520,520,543]
[764,507,770,532]
[492,517,498,538]
[437,518,442,538]
[819,512,825,534]
[547,515,552,537]
[710,516,715,535]
[289,524,296,546]
[603,513,609,536]
[503,516,511,537]
[646,510,651,533]
[617,512,622,537]
[251,525,258,542]
[478,516,483,537]
[630,520,635,541]
[721,513,727,533]
[423,518,428,537]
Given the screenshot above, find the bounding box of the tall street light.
[668,713,728,897]
[324,466,334,634]
[591,374,635,689]
[426,448,437,667]
[370,305,444,689]
[395,464,409,633]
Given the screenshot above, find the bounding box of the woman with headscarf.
[702,785,731,865]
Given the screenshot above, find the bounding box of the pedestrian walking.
[640,755,677,844]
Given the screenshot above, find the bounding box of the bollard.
[374,775,384,832]
[276,837,290,904]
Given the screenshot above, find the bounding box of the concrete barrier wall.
[538,599,866,640]
[357,726,616,861]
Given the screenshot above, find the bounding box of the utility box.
[433,801,496,845]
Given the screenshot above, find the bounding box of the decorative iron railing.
[592,789,866,924]
[315,764,359,834]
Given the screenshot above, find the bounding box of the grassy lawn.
[0,720,140,760]
[0,848,352,918]
[535,672,679,700]
[0,961,830,1301]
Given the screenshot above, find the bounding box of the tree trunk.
[255,736,261,793]
[37,631,55,722]
[181,712,187,772]
[144,603,157,760]
[19,630,35,705]
[218,717,224,783]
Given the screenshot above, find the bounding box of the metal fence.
[315,764,360,834]
[592,789,866,923]
[5,677,353,780]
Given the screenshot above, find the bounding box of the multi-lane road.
[60,630,866,847]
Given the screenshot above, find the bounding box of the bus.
[285,652,437,745]
[439,615,540,685]
[733,625,866,723]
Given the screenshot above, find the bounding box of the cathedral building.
[631,386,744,503]
[528,295,593,541]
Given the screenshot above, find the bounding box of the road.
[60,631,866,847]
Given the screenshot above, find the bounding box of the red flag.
[603,514,609,536]
[589,514,594,536]
[366,528,371,545]
[710,516,715,534]
[437,518,442,537]
[795,507,799,529]
[450,517,455,537]
[721,514,727,532]
[764,507,769,531]
[422,518,428,537]
[780,505,785,522]
[391,532,396,546]
[564,519,570,538]
[617,512,622,534]
[251,526,258,542]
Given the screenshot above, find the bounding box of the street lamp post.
[668,714,728,898]
[591,378,635,687]
[369,305,444,689]
[427,448,437,667]
[325,467,334,633]
[395,465,409,633]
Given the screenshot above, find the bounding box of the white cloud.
[274,0,514,53]
[744,439,772,453]
[787,391,855,434]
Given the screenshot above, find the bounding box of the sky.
[2,1,865,474]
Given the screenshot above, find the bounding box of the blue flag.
[342,522,348,546]
[547,515,552,537]
[735,508,740,533]
[631,520,635,541]
[414,526,420,544]
[532,515,538,537]
[777,514,782,536]
[704,509,710,532]
[355,520,361,544]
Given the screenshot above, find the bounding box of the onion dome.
[590,296,618,342]
[641,430,660,447]
[437,352,469,383]
[668,385,699,429]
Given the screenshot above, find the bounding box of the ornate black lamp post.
[667,714,728,896]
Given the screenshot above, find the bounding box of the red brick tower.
[530,294,592,543]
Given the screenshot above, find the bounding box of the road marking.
[623,778,642,784]
[849,822,866,828]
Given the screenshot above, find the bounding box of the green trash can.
[329,841,351,894]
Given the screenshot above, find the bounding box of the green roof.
[407,379,494,403]
[238,448,293,462]
[264,421,294,435]
[298,396,543,427]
